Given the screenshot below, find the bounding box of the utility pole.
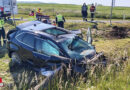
[110,0,115,26]
[113,0,116,7]
[11,0,16,27]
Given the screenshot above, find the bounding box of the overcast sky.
[17,0,130,7]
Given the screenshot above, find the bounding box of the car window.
[44,28,67,36]
[22,33,35,48]
[16,33,26,42]
[47,40,59,50]
[35,38,60,56]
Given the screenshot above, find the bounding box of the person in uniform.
[56,13,65,28]
[0,17,6,47]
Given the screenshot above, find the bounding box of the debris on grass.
[108,26,129,39]
[94,25,130,39]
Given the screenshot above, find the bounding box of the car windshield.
[61,37,93,60]
[68,37,92,52]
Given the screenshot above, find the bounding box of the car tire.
[11,52,22,67]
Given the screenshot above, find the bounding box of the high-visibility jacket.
[37,9,41,15]
[0,19,4,28]
[36,9,43,16]
[56,14,64,22]
[37,9,41,13]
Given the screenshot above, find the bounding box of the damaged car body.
[7,21,104,76]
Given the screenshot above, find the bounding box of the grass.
[0,19,130,89]
[16,3,130,20]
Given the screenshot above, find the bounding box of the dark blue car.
[7,21,101,73]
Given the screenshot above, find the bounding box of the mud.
[94,26,130,39]
[108,26,130,39]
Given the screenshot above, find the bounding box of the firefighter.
[90,4,96,21]
[81,3,88,21]
[36,8,42,21]
[56,13,65,28]
[0,17,6,47]
[29,11,36,21]
[37,8,41,14]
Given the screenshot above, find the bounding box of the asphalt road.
[66,20,130,23]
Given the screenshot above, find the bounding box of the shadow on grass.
[8,62,45,90]
[0,47,7,58]
[8,61,83,90]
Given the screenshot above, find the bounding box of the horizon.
[17,0,130,7]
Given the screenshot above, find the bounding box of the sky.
[17,0,130,7]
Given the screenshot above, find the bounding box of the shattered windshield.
[61,37,94,60]
[68,37,92,52]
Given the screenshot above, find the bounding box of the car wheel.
[11,52,22,66]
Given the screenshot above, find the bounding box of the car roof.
[16,21,76,43]
[19,30,76,43]
[19,30,55,39]
[16,21,55,31]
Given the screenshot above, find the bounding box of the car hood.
[67,49,96,60]
[80,49,96,59]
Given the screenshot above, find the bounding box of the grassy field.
[0,3,130,89]
[16,3,130,19]
[0,18,129,89]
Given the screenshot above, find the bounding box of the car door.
[32,37,68,67]
[21,33,35,63]
[16,32,35,63]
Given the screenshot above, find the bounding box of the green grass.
[16,3,130,20]
[0,20,130,89]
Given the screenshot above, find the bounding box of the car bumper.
[38,52,105,76]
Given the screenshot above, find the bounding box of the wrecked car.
[7,21,103,75]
